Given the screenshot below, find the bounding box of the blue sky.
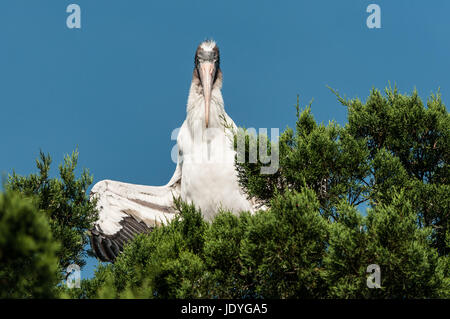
[1,0,449,279]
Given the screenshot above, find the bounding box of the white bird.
[89,40,260,262]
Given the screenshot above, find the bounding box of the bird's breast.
[179,130,252,220]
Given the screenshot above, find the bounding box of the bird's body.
[179,79,253,221]
[90,40,256,261]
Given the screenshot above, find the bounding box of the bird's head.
[193,40,221,128]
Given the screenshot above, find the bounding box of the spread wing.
[89,164,181,262]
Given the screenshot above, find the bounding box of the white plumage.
[90,40,257,261]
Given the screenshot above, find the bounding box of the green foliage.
[0,191,60,298]
[364,192,442,298]
[203,211,252,298]
[68,202,208,299]
[240,189,328,298]
[341,87,449,255]
[235,96,372,223]
[6,149,98,270]
[69,190,329,299]
[324,193,444,298]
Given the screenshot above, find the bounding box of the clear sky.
[1,0,449,279]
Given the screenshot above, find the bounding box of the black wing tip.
[90,229,118,263]
[89,217,154,263]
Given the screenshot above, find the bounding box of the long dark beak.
[199,62,215,128]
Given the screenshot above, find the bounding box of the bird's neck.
[186,82,226,132]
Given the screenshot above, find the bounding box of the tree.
[324,193,447,298]
[0,191,60,298]
[6,149,98,272]
[341,87,449,256]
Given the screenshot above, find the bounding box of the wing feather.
[89,165,181,262]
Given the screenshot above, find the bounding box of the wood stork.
[90,40,261,262]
